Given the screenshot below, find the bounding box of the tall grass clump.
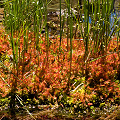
[3,0,46,118]
[82,0,119,57]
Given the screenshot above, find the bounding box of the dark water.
[48,0,78,12]
[47,0,120,19]
[46,0,120,37]
[48,0,120,11]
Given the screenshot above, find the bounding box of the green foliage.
[0,97,9,107]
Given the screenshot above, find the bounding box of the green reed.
[3,0,46,118]
[81,0,119,58]
[65,0,73,93]
[60,0,62,46]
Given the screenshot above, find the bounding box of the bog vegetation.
[0,0,120,119]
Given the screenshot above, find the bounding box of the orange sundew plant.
[87,54,120,101]
[0,28,120,108]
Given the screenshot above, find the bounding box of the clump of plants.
[0,0,120,119]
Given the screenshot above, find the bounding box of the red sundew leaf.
[100,84,105,87]
[100,96,104,100]
[115,87,120,91]
[88,103,93,106]
[109,98,114,102]
[24,52,31,62]
[87,86,94,91]
[104,80,110,85]
[35,76,40,83]
[108,87,113,92]
[53,67,59,73]
[36,68,45,79]
[100,78,104,82]
[39,82,46,91]
[7,49,12,55]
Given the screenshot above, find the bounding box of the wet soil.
[0,105,120,120]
